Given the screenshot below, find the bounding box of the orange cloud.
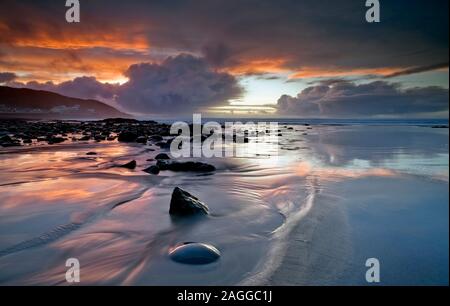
[289,67,406,79]
[0,45,147,83]
[224,58,290,75]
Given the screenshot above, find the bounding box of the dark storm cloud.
[116,54,242,114]
[0,72,17,83]
[201,43,236,68]
[22,77,118,101]
[1,0,448,74]
[384,62,449,78]
[277,81,449,117]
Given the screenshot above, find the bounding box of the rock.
[149,135,163,142]
[169,187,209,215]
[0,137,21,147]
[169,242,220,264]
[0,137,20,146]
[94,135,106,141]
[136,136,147,143]
[155,153,171,160]
[119,160,137,169]
[47,136,65,144]
[118,131,137,142]
[0,135,12,142]
[143,165,160,175]
[157,160,216,172]
[79,135,90,141]
[86,152,97,155]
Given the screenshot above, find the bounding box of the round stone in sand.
[169,242,221,264]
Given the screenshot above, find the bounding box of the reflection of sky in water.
[300,126,448,180]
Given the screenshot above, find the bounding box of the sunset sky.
[0,0,448,118]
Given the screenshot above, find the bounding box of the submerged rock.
[169,242,220,265]
[143,165,160,175]
[157,160,215,172]
[86,152,97,155]
[169,187,209,215]
[119,160,137,169]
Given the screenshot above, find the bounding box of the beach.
[0,120,448,285]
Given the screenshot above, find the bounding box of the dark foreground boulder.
[119,160,137,169]
[169,187,209,215]
[169,242,220,264]
[157,160,215,172]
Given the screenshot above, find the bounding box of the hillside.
[0,86,129,119]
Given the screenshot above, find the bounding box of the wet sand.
[269,126,449,286]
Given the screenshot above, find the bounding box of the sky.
[0,0,448,118]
